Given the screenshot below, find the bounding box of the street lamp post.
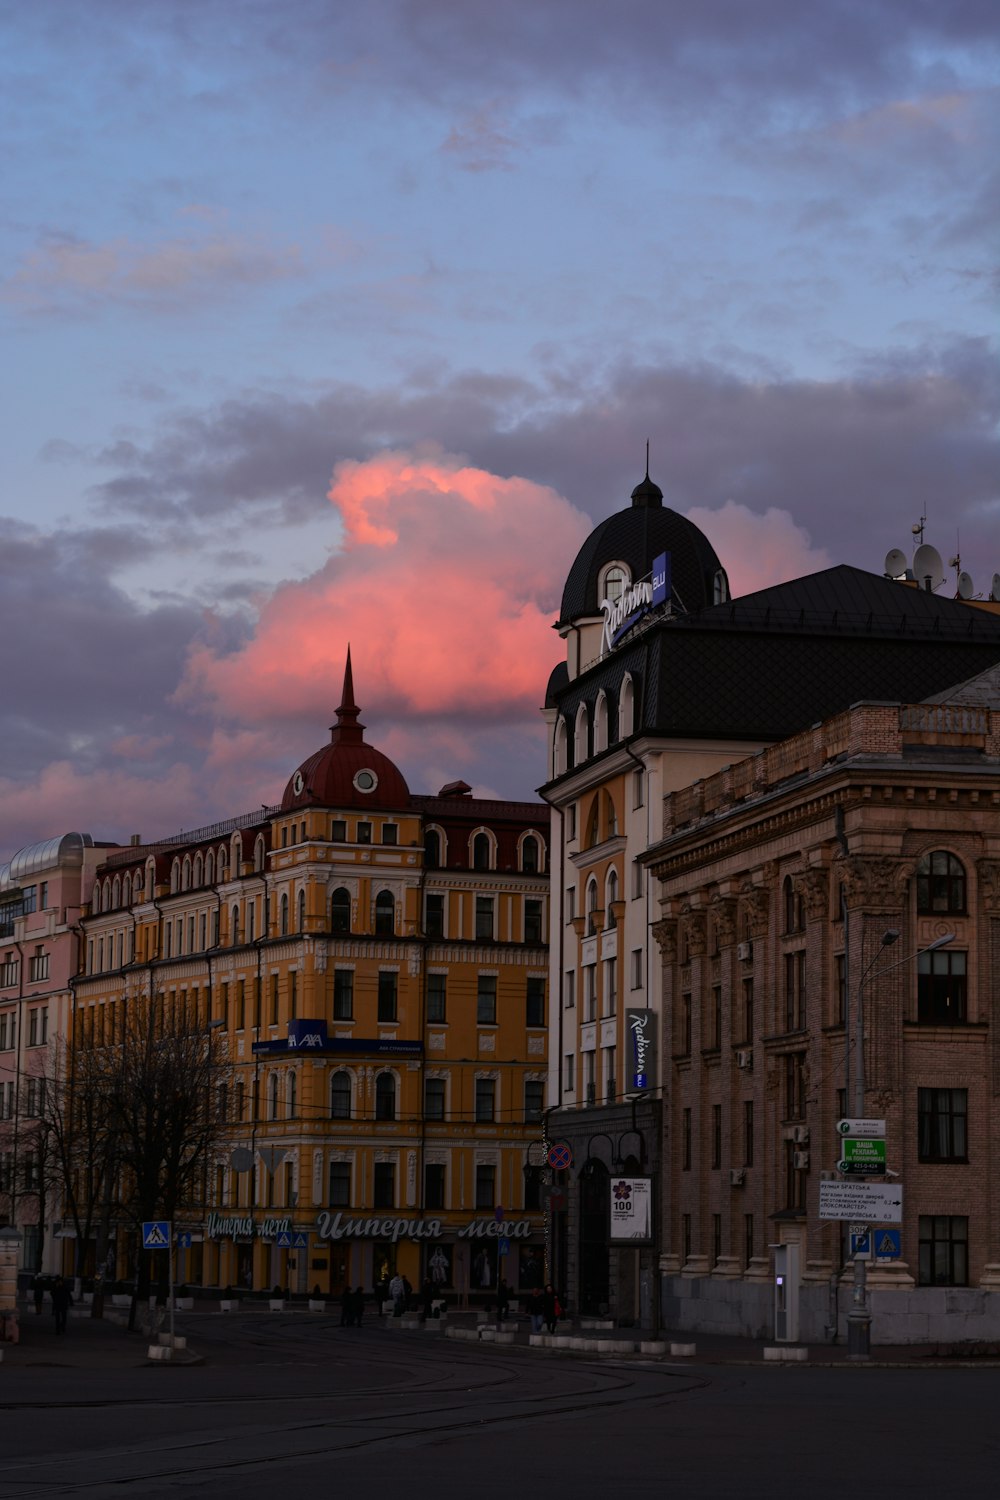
[846,928,955,1360]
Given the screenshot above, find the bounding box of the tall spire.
[630,441,663,508]
[330,644,365,744]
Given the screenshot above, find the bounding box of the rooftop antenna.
[911,510,926,548]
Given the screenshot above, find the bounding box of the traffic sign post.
[875,1229,901,1260]
[837,1118,886,1139]
[547,1141,573,1172]
[819,1181,903,1223]
[142,1221,175,1351]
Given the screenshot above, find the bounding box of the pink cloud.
[683,501,831,597]
[0,761,207,855]
[179,451,590,729]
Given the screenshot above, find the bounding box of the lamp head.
[880,929,900,948]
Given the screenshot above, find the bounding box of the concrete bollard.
[763,1346,808,1361]
[670,1342,696,1357]
[640,1340,668,1355]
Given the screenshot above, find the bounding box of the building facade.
[541,468,1000,1329]
[646,688,1000,1342]
[0,833,108,1271]
[73,657,550,1299]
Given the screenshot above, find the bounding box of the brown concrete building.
[645,683,1000,1342]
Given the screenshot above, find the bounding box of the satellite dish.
[229,1147,253,1172]
[957,571,975,600]
[884,548,908,579]
[913,543,945,591]
[992,573,1000,603]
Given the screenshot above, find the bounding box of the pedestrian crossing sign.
[142,1220,171,1249]
[875,1229,901,1260]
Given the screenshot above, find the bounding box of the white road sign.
[836,1118,886,1138]
[819,1180,902,1224]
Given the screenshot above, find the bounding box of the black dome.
[558,482,728,627]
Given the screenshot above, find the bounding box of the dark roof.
[545,565,1000,769]
[558,501,728,626]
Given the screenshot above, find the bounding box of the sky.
[1,0,997,857]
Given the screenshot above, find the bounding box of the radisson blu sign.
[600,552,670,655]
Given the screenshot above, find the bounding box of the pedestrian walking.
[542,1282,560,1335]
[528,1285,545,1335]
[51,1276,72,1335]
[352,1286,365,1327]
[389,1271,406,1316]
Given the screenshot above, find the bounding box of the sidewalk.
[3,1302,150,1370]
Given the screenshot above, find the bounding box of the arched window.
[297,889,306,932]
[182,856,191,891]
[330,1071,351,1119]
[424,828,442,869]
[133,872,143,904]
[375,890,395,937]
[607,692,619,746]
[287,1072,297,1117]
[521,834,540,874]
[584,799,600,850]
[587,878,599,936]
[231,834,243,870]
[193,853,203,887]
[916,852,966,915]
[145,860,155,901]
[619,675,635,738]
[92,884,102,915]
[605,869,619,925]
[112,876,121,908]
[280,892,289,936]
[231,905,240,946]
[554,718,568,777]
[331,888,351,935]
[375,1072,396,1121]
[594,692,608,753]
[574,702,590,765]
[254,837,265,874]
[171,860,180,894]
[472,832,492,871]
[603,792,618,837]
[205,850,215,885]
[217,847,227,881]
[269,1073,280,1120]
[600,562,628,603]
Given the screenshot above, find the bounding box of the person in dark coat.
[541,1282,559,1335]
[420,1278,434,1322]
[340,1284,354,1327]
[352,1286,365,1327]
[51,1276,72,1334]
[528,1285,545,1335]
[496,1276,510,1323]
[32,1276,45,1315]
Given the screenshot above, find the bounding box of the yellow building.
[75,655,550,1301]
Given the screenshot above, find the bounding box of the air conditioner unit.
[729,1168,746,1187]
[736,1049,753,1070]
[792,1125,810,1145]
[736,941,752,961]
[792,1150,810,1170]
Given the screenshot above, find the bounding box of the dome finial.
[330,644,365,744]
[631,442,663,508]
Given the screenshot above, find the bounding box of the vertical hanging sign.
[625,1009,657,1091]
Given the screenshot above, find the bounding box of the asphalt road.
[3,1315,1000,1498]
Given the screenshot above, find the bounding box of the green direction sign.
[838,1138,887,1174]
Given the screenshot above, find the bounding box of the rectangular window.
[425,893,445,939]
[681,995,692,1056]
[289,969,297,1020]
[566,805,576,841]
[477,975,497,1025]
[525,1080,544,1122]
[742,978,754,1041]
[333,969,354,1020]
[605,957,617,1016]
[526,976,546,1028]
[475,897,494,941]
[28,948,49,983]
[743,1100,754,1167]
[0,956,18,990]
[425,1077,446,1120]
[785,1140,806,1211]
[39,881,48,909]
[712,1104,722,1168]
[631,949,643,990]
[424,1163,446,1210]
[378,971,398,1023]
[632,860,643,899]
[784,1052,806,1120]
[22,885,37,915]
[524,899,543,944]
[784,950,806,1031]
[427,972,447,1023]
[475,1164,496,1210]
[564,971,575,1010]
[605,1046,616,1102]
[711,985,722,1049]
[918,1215,968,1286]
[236,981,245,1031]
[0,1013,10,1050]
[271,972,280,1025]
[682,1107,692,1170]
[584,965,597,1022]
[356,822,372,845]
[633,767,644,809]
[917,951,967,1024]
[331,819,347,842]
[373,1162,395,1209]
[566,887,576,923]
[328,1162,351,1207]
[918,1088,968,1162]
[381,823,398,845]
[565,1053,575,1091]
[475,1077,495,1122]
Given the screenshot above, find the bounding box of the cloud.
[684,502,831,596]
[178,450,590,729]
[3,225,302,313]
[441,103,523,172]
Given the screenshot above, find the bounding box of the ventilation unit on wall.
[735,1049,753,1070]
[729,1168,746,1187]
[736,942,752,961]
[791,1125,810,1145]
[792,1151,810,1170]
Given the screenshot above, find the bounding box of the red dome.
[281,650,411,813]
